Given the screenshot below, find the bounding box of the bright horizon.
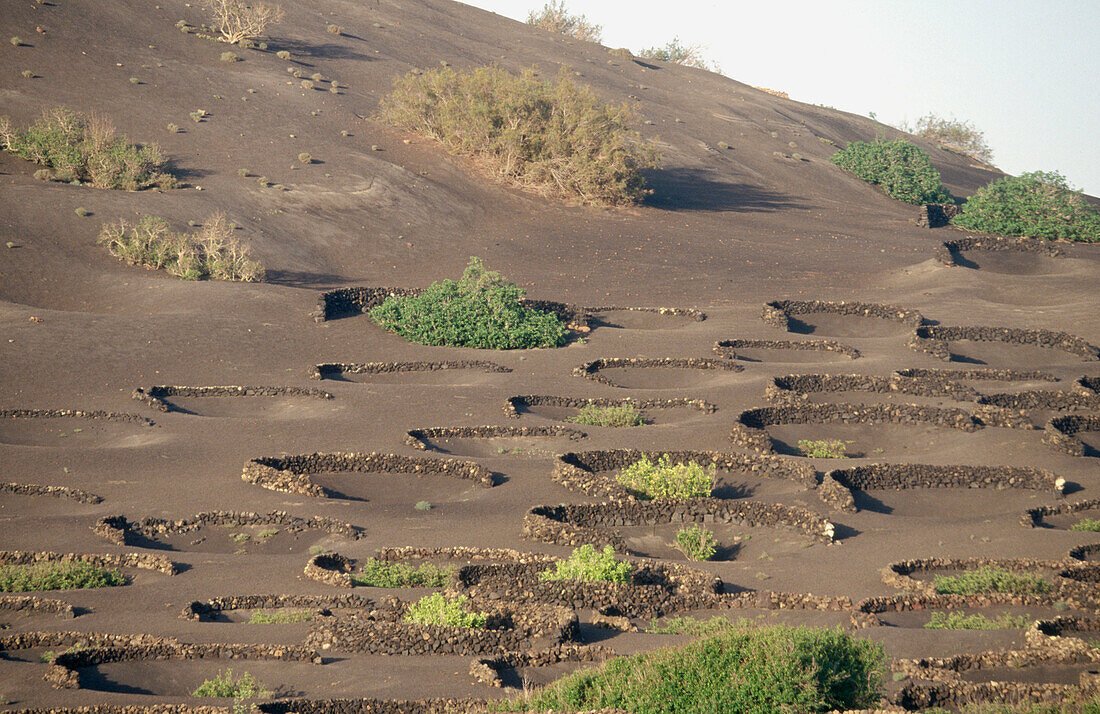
[466,0,1100,196]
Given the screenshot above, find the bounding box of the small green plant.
[247,609,313,624]
[190,111,205,123]
[933,566,1051,595]
[129,77,140,84]
[237,168,249,177]
[326,24,342,35]
[830,139,952,205]
[74,207,89,217]
[369,257,567,350]
[310,72,323,82]
[220,51,239,62]
[403,593,487,629]
[797,439,849,459]
[0,561,127,592]
[646,616,737,636]
[10,37,21,46]
[97,212,264,281]
[297,152,311,164]
[256,528,278,540]
[0,108,176,190]
[414,500,432,511]
[192,668,270,698]
[276,50,290,60]
[902,113,993,164]
[636,37,718,71]
[616,453,716,500]
[924,611,1032,630]
[21,70,35,79]
[953,171,1099,243]
[1070,518,1100,532]
[539,545,632,583]
[229,532,251,543]
[675,523,718,561]
[300,79,314,90]
[526,1,602,42]
[352,559,453,588]
[566,403,645,427]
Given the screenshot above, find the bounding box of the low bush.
[497,623,885,712]
[351,558,453,588]
[247,609,314,624]
[539,544,632,583]
[526,1,602,42]
[674,523,717,561]
[646,616,736,636]
[636,37,717,72]
[565,403,645,427]
[933,566,1051,595]
[616,453,716,500]
[0,107,177,190]
[0,561,127,591]
[953,171,1099,242]
[924,611,1032,630]
[1070,518,1100,532]
[829,139,952,205]
[797,439,849,459]
[904,113,993,164]
[192,668,269,697]
[369,257,566,349]
[97,212,264,281]
[379,65,659,205]
[403,593,486,629]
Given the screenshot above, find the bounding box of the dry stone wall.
[1043,414,1100,456]
[309,360,510,381]
[910,325,1100,361]
[714,338,861,360]
[93,510,362,546]
[936,234,1064,266]
[0,550,178,576]
[405,425,585,450]
[131,385,332,412]
[502,394,716,419]
[572,357,742,387]
[0,482,103,504]
[761,300,926,331]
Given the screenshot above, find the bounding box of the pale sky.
[466,0,1100,196]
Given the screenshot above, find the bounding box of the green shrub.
[297,152,311,164]
[674,523,717,561]
[904,113,993,164]
[933,566,1051,595]
[797,439,849,459]
[379,65,659,205]
[616,453,716,500]
[829,139,952,204]
[497,623,885,713]
[646,616,736,636]
[413,500,432,511]
[0,561,127,592]
[0,108,177,190]
[565,403,645,427]
[369,257,566,349]
[192,668,269,697]
[351,559,453,588]
[220,51,239,62]
[403,593,486,628]
[97,212,264,282]
[247,609,314,624]
[1070,518,1100,532]
[526,1,602,42]
[953,171,1100,242]
[924,611,1031,630]
[539,545,632,583]
[636,37,718,71]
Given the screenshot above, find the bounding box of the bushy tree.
[526,1,602,42]
[954,170,1099,242]
[830,139,952,205]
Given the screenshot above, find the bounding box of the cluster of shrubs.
[616,453,716,499]
[369,258,566,349]
[192,668,269,697]
[539,544,632,583]
[404,592,486,628]
[954,170,1099,243]
[830,139,952,205]
[0,108,177,190]
[797,439,850,459]
[351,558,453,588]
[0,561,126,591]
[924,611,1031,630]
[379,65,659,206]
[97,213,264,282]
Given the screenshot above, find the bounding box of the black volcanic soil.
[0,0,1098,710]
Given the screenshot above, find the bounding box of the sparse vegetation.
[74,207,89,217]
[830,139,952,205]
[369,257,567,350]
[0,108,176,190]
[200,0,285,45]
[9,37,21,47]
[616,453,716,500]
[675,523,718,561]
[300,79,314,90]
[414,500,432,511]
[939,695,1100,713]
[403,593,487,629]
[933,566,1051,595]
[297,152,312,164]
[646,616,737,636]
[192,668,270,697]
[351,558,453,588]
[0,561,127,592]
[903,113,993,164]
[565,403,645,427]
[539,545,632,583]
[1070,518,1100,532]
[526,1,602,42]
[496,624,885,712]
[21,70,35,79]
[220,51,239,62]
[797,439,849,459]
[924,611,1032,630]
[636,37,718,71]
[953,171,1100,243]
[380,65,659,205]
[97,212,265,282]
[247,609,314,624]
[326,24,343,35]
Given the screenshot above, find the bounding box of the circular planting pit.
[404,425,585,458]
[309,360,512,387]
[1023,499,1100,531]
[76,658,317,697]
[0,409,155,448]
[503,394,715,427]
[714,338,861,363]
[182,593,372,622]
[93,511,361,554]
[572,358,743,390]
[762,300,925,338]
[131,385,334,418]
[0,482,103,505]
[910,325,1100,366]
[1043,414,1100,457]
[766,372,983,411]
[937,235,1066,274]
[587,306,705,331]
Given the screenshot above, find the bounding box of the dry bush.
[526,1,602,42]
[637,37,719,72]
[200,0,285,44]
[903,113,993,164]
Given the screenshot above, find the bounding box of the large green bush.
[351,559,453,588]
[403,593,487,629]
[953,171,1100,242]
[369,257,567,349]
[830,139,952,204]
[379,65,659,205]
[498,623,885,713]
[616,453,716,500]
[0,107,176,190]
[0,561,127,592]
[539,545,632,583]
